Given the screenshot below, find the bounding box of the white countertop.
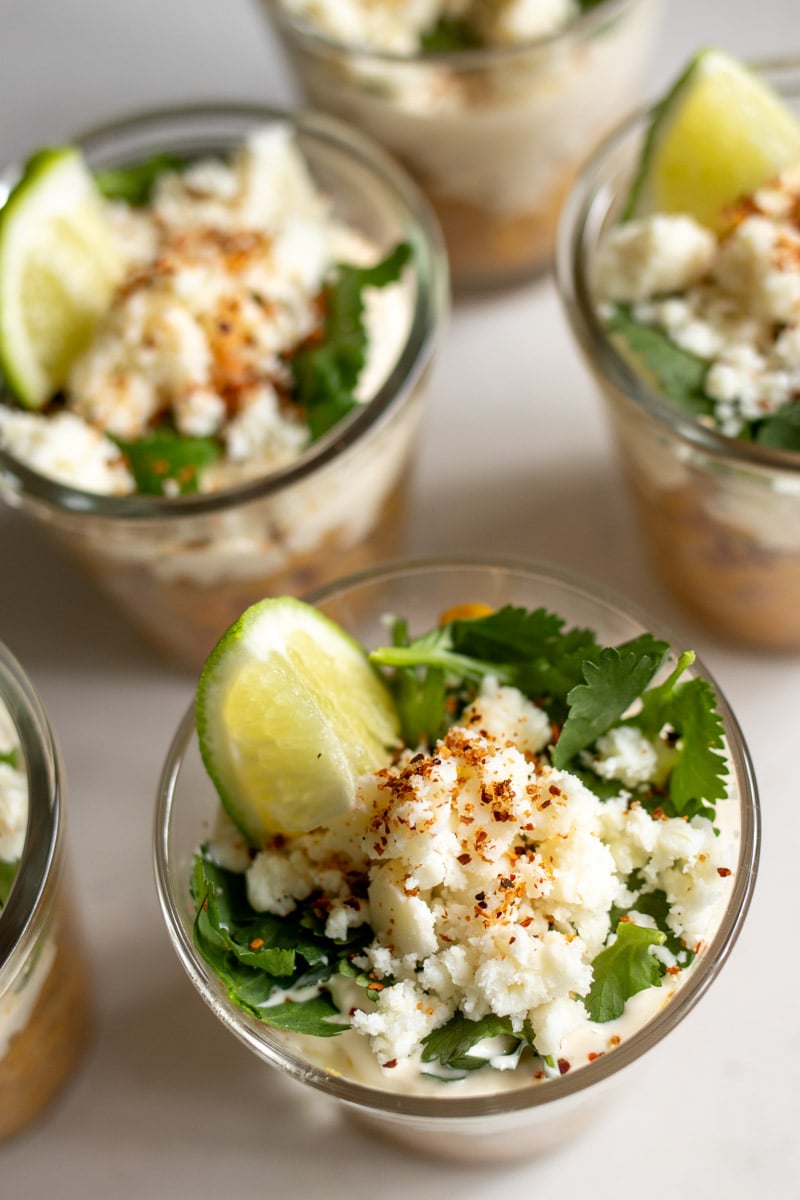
[1,1,798,1195]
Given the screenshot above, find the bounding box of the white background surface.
[1,0,799,1195]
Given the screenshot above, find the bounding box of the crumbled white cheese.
[713,216,800,324]
[592,724,669,789]
[474,0,578,44]
[0,126,412,498]
[595,214,716,303]
[0,409,133,495]
[279,0,581,52]
[235,680,731,1071]
[597,167,800,437]
[0,701,26,864]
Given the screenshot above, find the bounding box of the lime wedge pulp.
[0,146,124,408]
[625,49,800,230]
[196,597,401,843]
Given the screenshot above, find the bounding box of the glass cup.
[154,558,759,1162]
[261,0,660,290]
[0,643,92,1139]
[0,105,448,671]
[556,60,800,651]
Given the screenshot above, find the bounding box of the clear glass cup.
[0,105,448,671]
[556,60,800,651]
[0,643,92,1139]
[260,0,660,290]
[154,557,759,1162]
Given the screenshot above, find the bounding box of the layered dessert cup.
[155,559,759,1161]
[262,0,660,289]
[0,106,447,669]
[557,60,800,651]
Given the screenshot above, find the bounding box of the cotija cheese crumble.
[205,675,733,1092]
[597,165,800,441]
[0,126,412,495]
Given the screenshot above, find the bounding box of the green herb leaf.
[192,856,327,975]
[291,241,411,443]
[93,153,186,206]
[612,888,695,963]
[623,649,727,820]
[113,427,222,495]
[630,650,696,738]
[243,994,345,1036]
[421,1013,522,1071]
[0,859,17,907]
[755,399,800,451]
[0,747,18,769]
[420,16,481,53]
[607,304,714,417]
[371,606,607,743]
[450,605,569,663]
[552,635,669,768]
[663,678,728,819]
[190,852,366,1035]
[584,922,666,1023]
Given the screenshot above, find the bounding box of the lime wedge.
[625,49,800,230]
[0,146,124,408]
[196,597,400,842]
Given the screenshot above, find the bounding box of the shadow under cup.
[0,106,448,671]
[154,558,759,1163]
[557,61,800,651]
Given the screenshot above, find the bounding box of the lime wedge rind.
[622,49,705,222]
[0,145,123,408]
[623,48,800,230]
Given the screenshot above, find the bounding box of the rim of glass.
[556,56,800,475]
[267,0,644,65]
[0,102,448,520]
[153,555,760,1120]
[0,643,61,979]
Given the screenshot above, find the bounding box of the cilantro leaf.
[93,153,186,206]
[114,427,222,495]
[584,922,666,1023]
[394,664,450,750]
[754,399,800,451]
[370,630,498,686]
[243,995,344,1036]
[420,15,481,52]
[449,605,567,663]
[0,859,17,908]
[291,241,411,443]
[513,625,605,719]
[190,853,368,1036]
[372,619,459,749]
[629,650,695,738]
[421,1013,523,1072]
[607,304,714,417]
[370,606,605,741]
[626,652,727,820]
[663,678,728,819]
[552,635,669,769]
[192,856,328,975]
[0,747,18,768]
[612,888,695,963]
